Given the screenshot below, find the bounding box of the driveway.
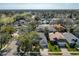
[40,49,48,56]
[60,48,71,56]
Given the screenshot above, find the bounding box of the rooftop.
[36,24,57,32]
[49,32,64,41]
[37,33,48,48]
[62,32,79,43]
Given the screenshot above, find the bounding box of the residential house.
[62,32,79,48]
[49,32,66,48]
[38,33,48,48]
[36,24,57,33]
[53,24,66,32]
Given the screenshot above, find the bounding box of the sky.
[0,3,79,9]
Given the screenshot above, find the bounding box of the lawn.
[48,42,61,52]
[70,53,79,55]
[48,52,62,55]
[52,53,62,55]
[66,43,77,51]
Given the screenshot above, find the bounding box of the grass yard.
[52,53,62,55]
[66,43,77,51]
[48,42,61,52]
[48,52,62,55]
[70,53,79,55]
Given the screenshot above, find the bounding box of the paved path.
[60,48,71,56]
[40,49,48,56]
[6,40,18,56]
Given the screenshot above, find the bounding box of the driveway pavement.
[60,48,71,56]
[40,49,48,56]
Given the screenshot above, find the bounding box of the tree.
[34,16,40,22]
[17,31,40,55]
[34,16,41,26]
[27,21,37,32]
[0,16,15,25]
[63,18,75,32]
[73,25,79,32]
[0,25,16,34]
[14,12,32,21]
[0,33,12,50]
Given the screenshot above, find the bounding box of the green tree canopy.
[0,25,16,34]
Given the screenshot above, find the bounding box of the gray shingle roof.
[62,32,78,43]
[36,24,56,32]
[38,33,48,47]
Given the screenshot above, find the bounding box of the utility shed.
[38,33,48,48]
[62,32,78,48]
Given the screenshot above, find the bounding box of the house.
[36,24,57,32]
[49,32,66,48]
[38,33,48,48]
[49,32,64,41]
[62,32,79,48]
[53,24,66,32]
